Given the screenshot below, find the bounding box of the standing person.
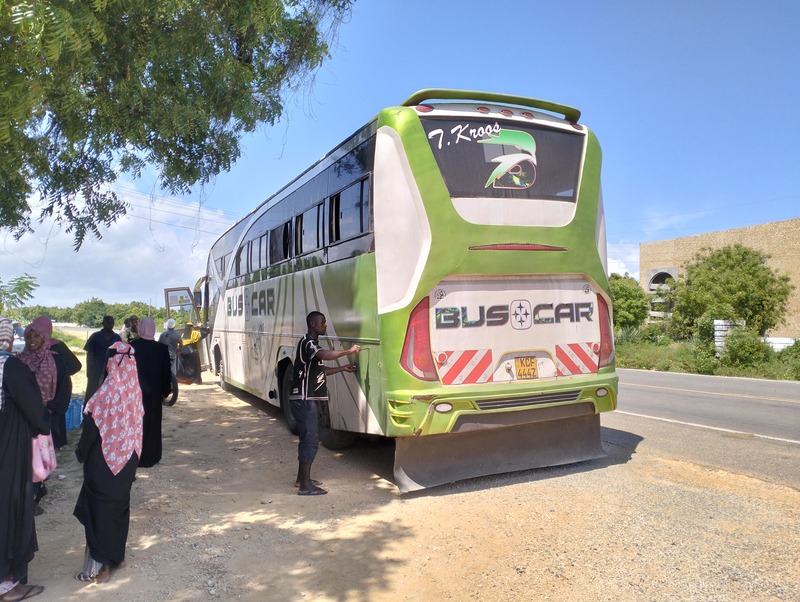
[157,318,181,405]
[178,322,207,384]
[18,317,72,440]
[17,316,74,513]
[130,318,171,468]
[83,316,121,402]
[73,341,143,584]
[0,317,49,601]
[120,315,139,344]
[289,311,360,496]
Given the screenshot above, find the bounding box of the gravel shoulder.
[30,374,800,601]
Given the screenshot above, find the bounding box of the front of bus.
[372,90,618,492]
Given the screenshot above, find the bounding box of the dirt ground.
[28,370,800,602]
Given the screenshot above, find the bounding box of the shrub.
[695,304,739,344]
[614,326,641,345]
[639,322,672,346]
[719,328,773,368]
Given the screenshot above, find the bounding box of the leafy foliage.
[608,272,650,330]
[718,327,774,368]
[23,298,170,328]
[0,273,38,316]
[667,245,793,337]
[0,0,352,248]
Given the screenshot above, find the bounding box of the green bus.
[199,89,617,491]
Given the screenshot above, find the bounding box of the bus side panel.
[311,255,385,436]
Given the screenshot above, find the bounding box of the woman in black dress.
[0,317,48,601]
[73,341,144,583]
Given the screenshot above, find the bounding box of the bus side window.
[295,214,303,255]
[234,245,244,277]
[329,194,341,243]
[260,234,267,271]
[269,221,292,264]
[298,204,321,255]
[248,239,258,273]
[338,182,363,241]
[360,177,371,232]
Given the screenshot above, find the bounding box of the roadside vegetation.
[610,245,798,381]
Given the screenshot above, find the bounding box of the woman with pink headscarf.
[73,341,143,584]
[0,317,49,600]
[18,316,81,451]
[130,317,171,468]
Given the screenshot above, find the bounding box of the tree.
[667,244,793,337]
[72,297,110,328]
[608,273,650,330]
[0,273,38,316]
[1,0,352,248]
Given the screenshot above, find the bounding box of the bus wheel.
[281,371,299,435]
[318,401,355,450]
[218,359,230,392]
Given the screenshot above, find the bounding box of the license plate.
[514,356,538,379]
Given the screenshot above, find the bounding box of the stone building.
[639,218,800,339]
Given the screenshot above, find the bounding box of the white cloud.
[607,240,640,281]
[0,192,230,308]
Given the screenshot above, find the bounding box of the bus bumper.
[393,405,603,493]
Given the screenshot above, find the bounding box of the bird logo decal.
[478,129,537,190]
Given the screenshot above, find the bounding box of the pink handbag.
[32,433,57,483]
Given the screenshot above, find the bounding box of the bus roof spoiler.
[402,89,582,124]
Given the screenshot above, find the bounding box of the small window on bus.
[234,246,245,277]
[217,253,228,279]
[249,238,261,272]
[331,180,367,243]
[269,221,292,264]
[360,178,371,232]
[298,204,322,255]
[260,234,268,269]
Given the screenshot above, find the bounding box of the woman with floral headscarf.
[73,341,143,584]
[0,317,49,601]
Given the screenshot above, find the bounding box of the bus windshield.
[420,117,584,203]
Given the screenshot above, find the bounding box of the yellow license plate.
[514,356,538,379]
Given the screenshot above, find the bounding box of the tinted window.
[420,117,584,202]
[269,221,292,264]
[338,182,364,241]
[234,245,245,276]
[298,204,322,255]
[330,179,370,244]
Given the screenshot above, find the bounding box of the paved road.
[602,368,800,489]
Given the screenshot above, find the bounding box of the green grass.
[615,336,800,381]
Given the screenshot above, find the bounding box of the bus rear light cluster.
[400,297,439,382]
[596,295,615,368]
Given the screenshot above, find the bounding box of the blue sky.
[2,0,798,308]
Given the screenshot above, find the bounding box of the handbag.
[32,433,57,483]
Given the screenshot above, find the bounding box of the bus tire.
[318,401,355,450]
[281,371,299,435]
[218,359,230,392]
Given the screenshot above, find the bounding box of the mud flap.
[393,413,604,493]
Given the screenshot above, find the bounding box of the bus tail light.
[597,294,615,368]
[400,297,439,381]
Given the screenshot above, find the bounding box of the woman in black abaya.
[73,341,144,584]
[130,317,171,468]
[0,317,49,601]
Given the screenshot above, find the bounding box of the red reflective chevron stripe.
[442,349,477,385]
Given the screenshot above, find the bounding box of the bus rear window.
[420,117,584,202]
